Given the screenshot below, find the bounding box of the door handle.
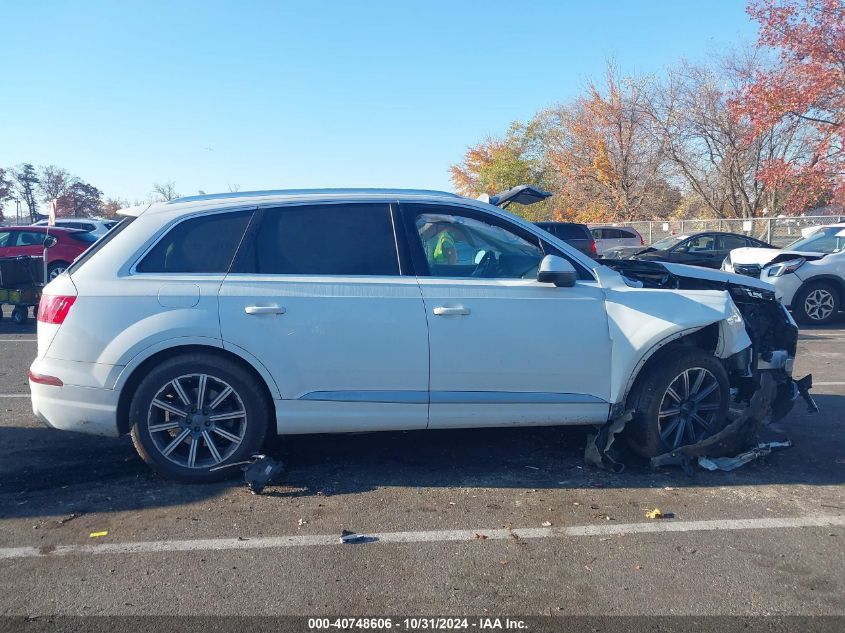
[244,305,286,315]
[433,306,470,316]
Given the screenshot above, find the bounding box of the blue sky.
[1,1,757,205]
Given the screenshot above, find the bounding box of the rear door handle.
[245,305,286,315]
[433,306,470,316]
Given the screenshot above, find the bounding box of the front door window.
[415,213,544,279]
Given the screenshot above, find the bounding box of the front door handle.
[433,306,470,316]
[245,305,286,315]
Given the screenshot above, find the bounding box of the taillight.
[28,370,63,386]
[37,295,76,324]
[640,236,645,245]
[590,240,597,255]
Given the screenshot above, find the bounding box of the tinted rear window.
[538,223,590,240]
[68,231,99,244]
[236,203,399,275]
[137,211,251,273]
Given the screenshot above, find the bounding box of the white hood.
[659,261,776,292]
[729,247,827,267]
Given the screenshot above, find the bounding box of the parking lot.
[0,311,843,622]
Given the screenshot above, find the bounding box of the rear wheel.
[628,349,729,457]
[47,261,70,281]
[129,353,270,482]
[793,281,839,325]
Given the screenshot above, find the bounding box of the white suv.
[30,189,802,481]
[724,223,845,324]
[33,218,117,238]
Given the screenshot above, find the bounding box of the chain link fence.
[593,215,844,248]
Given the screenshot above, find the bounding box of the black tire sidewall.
[794,281,839,325]
[628,348,730,458]
[129,354,269,483]
[47,262,69,279]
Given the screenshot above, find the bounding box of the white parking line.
[1,515,842,560]
[814,382,845,386]
[0,339,36,342]
[0,394,28,398]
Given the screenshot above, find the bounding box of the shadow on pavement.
[1,393,843,519]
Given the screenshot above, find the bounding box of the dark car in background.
[603,231,774,269]
[535,222,597,257]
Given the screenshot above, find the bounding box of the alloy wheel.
[657,367,722,450]
[146,373,247,469]
[804,288,835,322]
[49,266,66,280]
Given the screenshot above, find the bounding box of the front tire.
[793,281,839,325]
[628,349,730,457]
[129,353,270,482]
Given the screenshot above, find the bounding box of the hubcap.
[49,267,66,280]
[657,367,722,449]
[146,374,247,469]
[804,289,835,321]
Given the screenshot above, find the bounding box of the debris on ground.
[541,521,552,527]
[340,529,375,544]
[473,532,489,540]
[209,454,285,493]
[89,531,108,538]
[644,508,674,519]
[698,440,793,471]
[243,455,285,494]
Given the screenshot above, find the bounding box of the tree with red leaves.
[733,0,844,212]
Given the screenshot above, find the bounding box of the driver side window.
[413,211,544,279]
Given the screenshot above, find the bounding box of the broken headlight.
[765,257,805,278]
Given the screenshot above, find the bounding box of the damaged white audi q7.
[30,187,811,481]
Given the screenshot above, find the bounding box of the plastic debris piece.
[340,529,375,544]
[244,455,285,494]
[698,440,793,472]
[541,521,552,527]
[89,531,108,538]
[645,509,664,519]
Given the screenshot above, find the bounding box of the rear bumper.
[31,381,120,436]
[29,357,121,437]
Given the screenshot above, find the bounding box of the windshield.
[784,227,845,254]
[649,235,688,250]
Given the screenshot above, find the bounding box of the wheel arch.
[615,323,721,415]
[792,275,844,309]
[115,343,278,436]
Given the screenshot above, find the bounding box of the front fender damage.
[587,260,816,473]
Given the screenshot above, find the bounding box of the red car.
[0,226,98,280]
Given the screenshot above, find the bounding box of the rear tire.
[627,348,729,458]
[793,281,839,325]
[47,261,70,281]
[129,353,270,483]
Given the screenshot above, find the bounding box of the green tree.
[13,164,40,222]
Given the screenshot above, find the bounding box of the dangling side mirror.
[43,236,58,248]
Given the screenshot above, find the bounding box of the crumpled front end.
[590,260,814,471]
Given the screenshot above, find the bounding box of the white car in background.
[33,218,117,238]
[724,223,845,324]
[590,225,644,256]
[30,188,802,481]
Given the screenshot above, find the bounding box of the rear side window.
[137,211,251,273]
[68,231,98,244]
[539,223,588,240]
[237,203,399,275]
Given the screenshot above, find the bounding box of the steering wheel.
[472,251,499,278]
